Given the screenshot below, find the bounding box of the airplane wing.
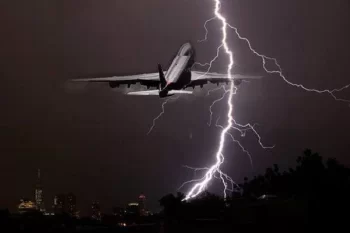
[187,71,262,88]
[71,73,162,88]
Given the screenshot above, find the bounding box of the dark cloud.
[0,0,349,214]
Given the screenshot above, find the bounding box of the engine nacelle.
[109,82,119,88]
[234,79,242,86]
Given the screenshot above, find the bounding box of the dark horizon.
[1,0,350,215]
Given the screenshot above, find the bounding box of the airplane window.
[184,50,191,56]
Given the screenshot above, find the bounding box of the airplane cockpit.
[177,43,193,57]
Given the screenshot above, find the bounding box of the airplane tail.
[158,64,167,89]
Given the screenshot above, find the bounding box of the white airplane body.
[72,42,262,98]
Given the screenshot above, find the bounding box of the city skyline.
[13,168,150,217]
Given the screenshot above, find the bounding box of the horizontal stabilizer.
[168,90,193,94]
[127,90,160,96]
[127,90,193,96]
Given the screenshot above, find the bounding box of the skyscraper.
[67,193,77,217]
[35,169,45,212]
[126,202,139,216]
[91,201,101,221]
[53,194,65,214]
[138,194,146,216]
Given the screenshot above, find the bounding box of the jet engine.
[234,79,242,86]
[109,82,119,88]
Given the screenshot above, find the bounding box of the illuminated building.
[67,193,77,217]
[138,194,146,216]
[91,201,101,221]
[53,194,65,214]
[35,169,45,212]
[126,202,139,215]
[124,195,148,216]
[18,199,37,214]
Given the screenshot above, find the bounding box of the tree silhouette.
[159,149,350,227]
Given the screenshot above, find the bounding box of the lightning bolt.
[177,165,209,191]
[198,14,350,102]
[183,0,237,201]
[198,16,216,43]
[207,85,229,126]
[225,23,350,104]
[179,164,239,197]
[191,44,223,79]
[183,0,350,201]
[206,85,225,96]
[215,118,253,170]
[147,96,179,135]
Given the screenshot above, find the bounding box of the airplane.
[71,42,262,98]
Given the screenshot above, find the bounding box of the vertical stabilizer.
[157,64,167,89]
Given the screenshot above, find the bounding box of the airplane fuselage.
[160,43,195,96]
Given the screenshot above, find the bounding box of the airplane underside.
[71,42,262,98]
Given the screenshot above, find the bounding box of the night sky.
[1,0,349,214]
